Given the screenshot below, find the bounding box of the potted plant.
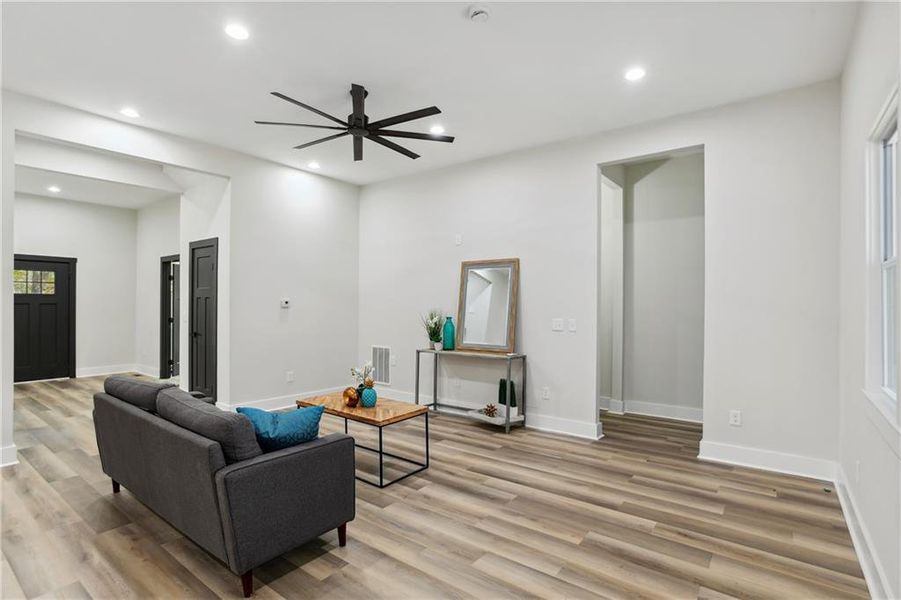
[350,362,377,407]
[421,310,445,351]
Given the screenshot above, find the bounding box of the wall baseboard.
[525,413,603,440]
[0,444,18,468]
[835,466,893,599]
[698,440,837,482]
[220,385,345,412]
[624,400,702,422]
[132,364,159,378]
[75,364,142,378]
[599,396,624,413]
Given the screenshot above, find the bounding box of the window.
[881,124,898,398]
[12,270,55,295]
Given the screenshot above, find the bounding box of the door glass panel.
[42,283,55,295]
[43,271,55,283]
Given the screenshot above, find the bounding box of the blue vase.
[361,387,377,408]
[442,316,455,351]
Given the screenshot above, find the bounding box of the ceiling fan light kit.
[255,83,454,162]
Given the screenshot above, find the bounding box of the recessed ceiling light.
[47,185,61,193]
[225,23,250,41]
[119,107,140,118]
[624,66,646,82]
[307,161,321,170]
[429,125,446,135]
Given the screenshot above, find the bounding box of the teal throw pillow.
[236,405,325,452]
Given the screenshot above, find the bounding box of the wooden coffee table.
[297,393,429,488]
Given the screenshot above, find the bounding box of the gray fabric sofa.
[93,376,355,597]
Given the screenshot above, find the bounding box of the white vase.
[432,341,443,351]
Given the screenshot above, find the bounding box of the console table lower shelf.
[297,393,429,488]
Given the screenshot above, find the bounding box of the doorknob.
[192,331,200,338]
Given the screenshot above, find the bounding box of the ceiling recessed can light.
[119,107,140,118]
[307,161,321,170]
[429,125,445,135]
[47,185,61,193]
[225,23,250,40]
[624,66,646,82]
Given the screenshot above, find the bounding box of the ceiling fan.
[255,84,454,161]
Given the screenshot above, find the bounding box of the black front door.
[189,239,217,399]
[13,255,76,382]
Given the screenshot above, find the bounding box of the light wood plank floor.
[2,375,868,599]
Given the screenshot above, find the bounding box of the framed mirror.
[456,258,520,353]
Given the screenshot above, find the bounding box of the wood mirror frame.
[456,258,520,353]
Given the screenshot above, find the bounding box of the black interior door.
[160,255,181,379]
[189,239,217,399]
[13,255,76,382]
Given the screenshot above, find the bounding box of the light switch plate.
[455,233,463,246]
[286,370,295,383]
[729,410,742,426]
[552,318,564,332]
[568,318,577,332]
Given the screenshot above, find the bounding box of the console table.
[414,349,527,433]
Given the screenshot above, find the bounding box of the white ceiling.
[2,2,858,185]
[15,165,179,209]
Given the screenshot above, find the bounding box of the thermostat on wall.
[280,298,290,309]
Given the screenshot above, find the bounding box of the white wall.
[359,80,840,452]
[13,194,137,374]
[134,197,179,375]
[622,153,704,421]
[836,3,901,598]
[1,91,361,465]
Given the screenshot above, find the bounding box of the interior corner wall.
[837,2,901,597]
[13,194,138,374]
[134,197,179,376]
[622,153,704,421]
[359,80,840,449]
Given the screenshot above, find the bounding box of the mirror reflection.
[462,266,512,346]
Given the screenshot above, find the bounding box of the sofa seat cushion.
[236,406,325,452]
[157,388,262,463]
[104,375,176,412]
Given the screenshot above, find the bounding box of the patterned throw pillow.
[236,405,325,452]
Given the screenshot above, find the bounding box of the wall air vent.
[372,346,390,385]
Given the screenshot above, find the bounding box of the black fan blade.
[353,136,363,161]
[368,135,420,159]
[367,106,440,130]
[271,92,348,126]
[255,121,347,131]
[350,84,366,125]
[371,129,454,143]
[293,131,349,150]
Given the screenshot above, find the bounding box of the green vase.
[442,316,455,350]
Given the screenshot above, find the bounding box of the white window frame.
[880,124,897,399]
[865,87,900,426]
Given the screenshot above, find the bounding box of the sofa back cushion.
[104,375,175,412]
[157,388,262,464]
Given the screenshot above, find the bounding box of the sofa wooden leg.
[112,480,120,494]
[241,570,253,598]
[338,523,347,547]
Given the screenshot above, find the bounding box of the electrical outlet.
[541,386,550,401]
[728,410,742,426]
[390,355,397,367]
[285,370,295,383]
[552,318,564,332]
[455,233,463,246]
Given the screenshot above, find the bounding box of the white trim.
[74,364,141,378]
[0,444,18,468]
[835,466,893,599]
[623,400,702,423]
[525,413,604,440]
[133,364,159,378]
[698,440,837,482]
[599,396,624,413]
[219,385,345,412]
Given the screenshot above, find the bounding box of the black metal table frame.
[340,411,429,488]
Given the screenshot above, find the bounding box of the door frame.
[13,253,77,380]
[159,254,180,379]
[189,238,217,399]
